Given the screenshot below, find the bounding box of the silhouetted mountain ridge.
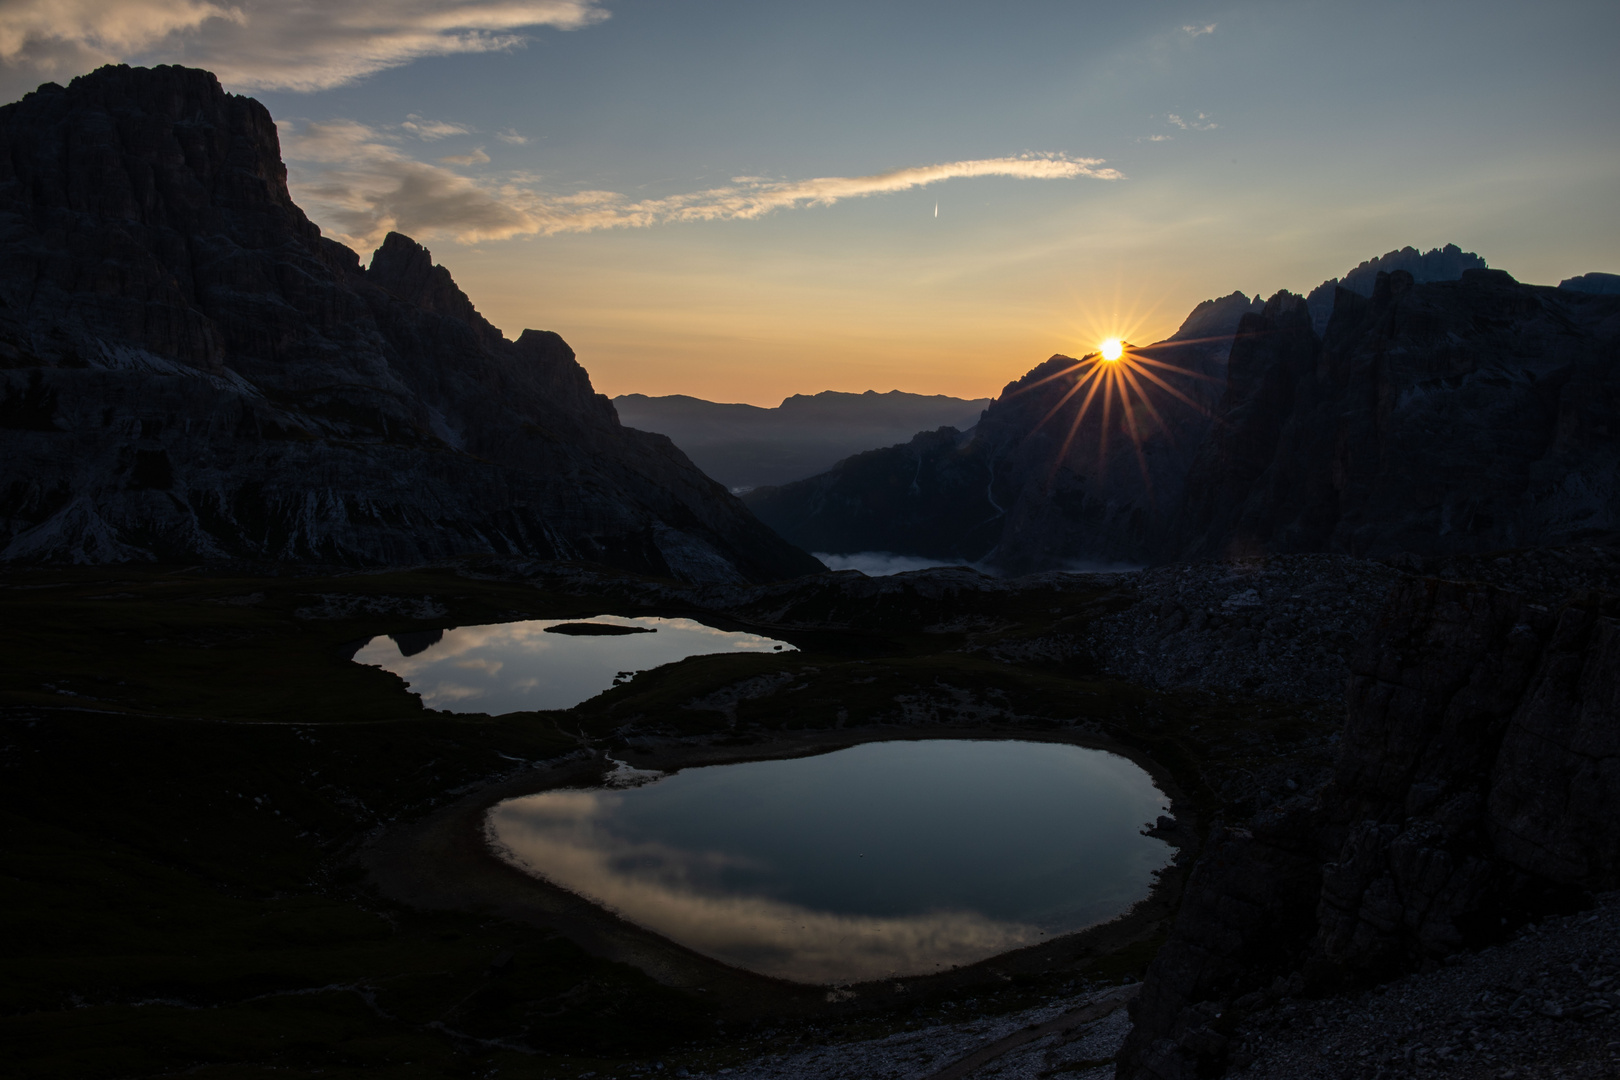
[0,64,821,582]
[749,258,1620,571]
[613,388,989,489]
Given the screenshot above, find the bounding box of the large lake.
[487,739,1173,984]
[352,615,795,713]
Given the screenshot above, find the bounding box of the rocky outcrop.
[0,65,821,582]
[745,290,1259,570]
[1116,557,1620,1079]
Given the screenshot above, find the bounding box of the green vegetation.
[1,563,1330,1077]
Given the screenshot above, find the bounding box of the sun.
[1099,338,1123,361]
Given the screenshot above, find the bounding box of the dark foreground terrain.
[0,556,1334,1079]
[5,540,1618,1079]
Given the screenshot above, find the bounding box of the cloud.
[439,147,491,165]
[1137,134,1174,143]
[282,119,1125,251]
[494,128,529,145]
[0,0,607,97]
[1182,23,1217,37]
[402,114,472,141]
[1167,112,1218,131]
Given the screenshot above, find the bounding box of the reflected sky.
[487,740,1172,984]
[353,615,794,714]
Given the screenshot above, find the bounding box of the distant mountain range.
[0,65,820,583]
[613,390,991,491]
[747,250,1620,572]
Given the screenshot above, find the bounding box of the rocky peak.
[367,232,504,349]
[1169,289,1265,343]
[1305,243,1488,334]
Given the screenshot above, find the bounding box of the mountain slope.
[743,290,1261,569]
[0,65,821,582]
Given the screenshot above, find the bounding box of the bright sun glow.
[1100,338,1124,361]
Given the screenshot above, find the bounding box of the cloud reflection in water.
[488,788,1041,984]
[486,740,1173,985]
[353,615,793,713]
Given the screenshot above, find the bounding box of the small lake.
[487,739,1173,984]
[353,616,795,714]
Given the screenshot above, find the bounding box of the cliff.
[1174,268,1620,559]
[0,65,821,582]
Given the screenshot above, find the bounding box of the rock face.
[1116,555,1620,1079]
[1174,269,1620,560]
[745,291,1258,570]
[0,65,821,582]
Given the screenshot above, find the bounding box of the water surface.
[353,615,794,713]
[487,739,1172,984]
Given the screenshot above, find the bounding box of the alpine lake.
[356,615,1174,985]
[2,564,1333,1077]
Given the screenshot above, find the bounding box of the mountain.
[1561,271,1620,295]
[743,290,1261,570]
[1302,243,1487,334]
[0,65,822,583]
[612,389,991,490]
[747,257,1620,571]
[1175,268,1620,558]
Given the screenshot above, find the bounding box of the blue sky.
[3,0,1616,402]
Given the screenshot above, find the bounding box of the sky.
[2,0,1617,405]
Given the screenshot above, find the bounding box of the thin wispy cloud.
[439,148,491,165]
[1182,23,1217,38]
[0,0,607,97]
[495,128,529,145]
[1167,112,1218,131]
[402,115,472,141]
[282,119,1124,252]
[1137,134,1174,143]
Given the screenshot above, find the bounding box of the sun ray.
[1007,358,1089,397]
[1116,361,1172,439]
[1127,362,1212,414]
[1098,366,1116,466]
[1031,360,1105,432]
[1128,352,1225,383]
[1054,364,1110,467]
